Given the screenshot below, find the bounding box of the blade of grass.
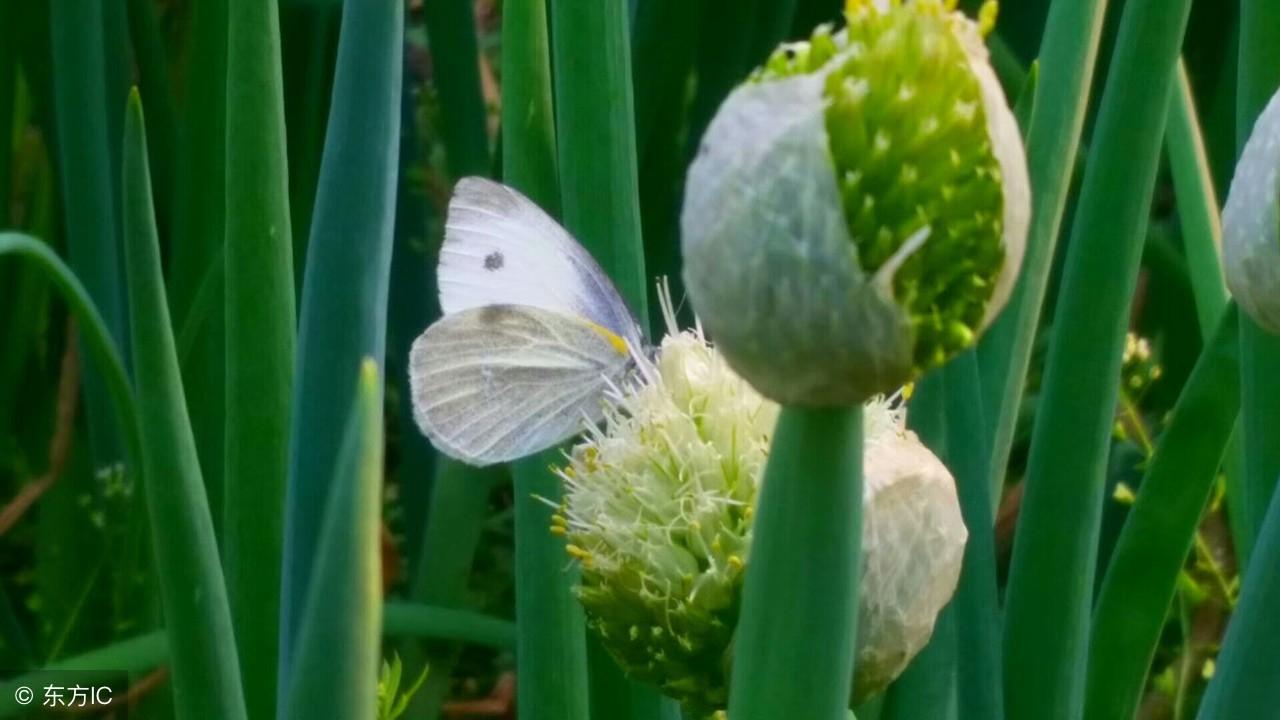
[505,1,590,719]
[975,0,1109,498]
[278,0,403,695]
[0,233,141,494]
[284,360,384,720]
[1085,303,1240,720]
[1000,0,1195,717]
[727,406,863,720]
[171,0,228,531]
[122,91,247,720]
[50,0,128,469]
[423,0,490,178]
[224,0,298,715]
[1234,0,1280,568]
[1196,464,1280,719]
[940,351,1003,720]
[382,603,516,649]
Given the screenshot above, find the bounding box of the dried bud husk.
[555,330,966,715]
[1224,88,1280,334]
[681,0,1029,405]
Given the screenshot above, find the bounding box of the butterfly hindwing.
[408,303,633,466]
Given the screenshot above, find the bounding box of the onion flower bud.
[681,0,1029,405]
[553,329,966,715]
[1224,88,1280,334]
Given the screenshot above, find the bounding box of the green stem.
[976,0,1109,499]
[1085,304,1241,720]
[728,405,863,720]
[511,454,592,720]
[1001,0,1195,717]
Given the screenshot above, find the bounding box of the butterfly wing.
[408,304,633,466]
[438,177,645,349]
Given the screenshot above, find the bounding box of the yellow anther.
[978,0,999,36]
[728,555,745,570]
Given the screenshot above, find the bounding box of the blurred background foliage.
[0,0,1253,717]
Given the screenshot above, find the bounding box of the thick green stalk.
[49,0,128,468]
[1196,466,1280,719]
[728,406,863,720]
[224,0,297,715]
[940,351,1003,720]
[122,93,247,720]
[279,0,403,692]
[1234,0,1280,567]
[504,3,593,720]
[510,454,592,720]
[1001,0,1194,718]
[423,0,490,178]
[172,0,228,526]
[976,0,1109,495]
[1085,303,1241,720]
[284,360,383,720]
[551,0,648,321]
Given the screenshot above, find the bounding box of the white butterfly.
[408,177,647,466]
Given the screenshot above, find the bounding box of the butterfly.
[408,177,647,466]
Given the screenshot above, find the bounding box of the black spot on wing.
[484,251,505,271]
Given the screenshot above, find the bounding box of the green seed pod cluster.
[554,330,966,716]
[681,0,1029,405]
[1224,88,1280,334]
